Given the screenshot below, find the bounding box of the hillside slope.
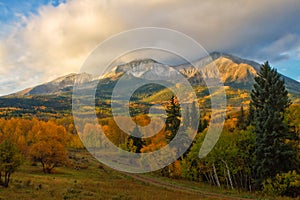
[1,52,299,118]
[10,52,300,97]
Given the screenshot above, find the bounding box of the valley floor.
[0,150,296,200]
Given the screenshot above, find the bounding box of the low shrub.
[262,170,300,197]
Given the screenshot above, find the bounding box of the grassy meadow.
[0,149,297,200]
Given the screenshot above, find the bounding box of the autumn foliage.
[0,118,72,174]
[27,121,69,173]
[0,139,22,187]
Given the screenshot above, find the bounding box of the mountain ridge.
[1,52,299,118]
[6,52,300,97]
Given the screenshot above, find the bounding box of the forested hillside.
[0,59,299,199]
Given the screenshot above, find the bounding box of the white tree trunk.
[224,169,229,189]
[221,159,234,190]
[212,162,221,188]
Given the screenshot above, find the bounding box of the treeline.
[0,95,72,118]
[182,127,255,190]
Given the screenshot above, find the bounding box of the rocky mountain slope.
[1,52,299,118]
[14,73,98,96]
[11,52,300,97]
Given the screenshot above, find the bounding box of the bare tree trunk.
[239,171,244,189]
[4,171,10,187]
[212,163,221,188]
[6,172,10,187]
[224,169,229,189]
[221,159,234,190]
[41,161,46,173]
[248,176,252,192]
[245,174,248,190]
[4,172,7,187]
[233,174,238,189]
[204,172,210,185]
[209,171,215,186]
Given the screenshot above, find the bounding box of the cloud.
[0,0,125,95]
[1,0,300,95]
[297,51,300,59]
[0,41,6,73]
[257,34,300,61]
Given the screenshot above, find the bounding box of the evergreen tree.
[127,125,145,153]
[183,105,191,127]
[165,96,181,142]
[250,62,297,188]
[237,105,246,130]
[191,101,200,131]
[199,119,208,133]
[247,103,254,126]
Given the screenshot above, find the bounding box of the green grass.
[0,150,212,200]
[0,150,296,200]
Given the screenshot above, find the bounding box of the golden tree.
[28,121,69,173]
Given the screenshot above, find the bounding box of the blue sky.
[0,0,64,22]
[0,0,299,96]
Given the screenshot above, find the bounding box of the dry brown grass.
[0,150,213,200]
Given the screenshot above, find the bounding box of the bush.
[262,171,300,197]
[0,140,22,187]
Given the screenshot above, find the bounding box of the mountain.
[178,52,300,93]
[1,52,300,118]
[9,52,300,97]
[176,52,258,89]
[14,73,98,96]
[105,58,181,81]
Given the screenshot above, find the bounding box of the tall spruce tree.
[183,105,191,127]
[250,62,297,187]
[127,125,145,153]
[165,96,181,142]
[237,105,247,130]
[191,101,200,131]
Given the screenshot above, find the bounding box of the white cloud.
[0,42,6,74]
[16,0,124,78]
[1,0,300,95]
[0,0,125,94]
